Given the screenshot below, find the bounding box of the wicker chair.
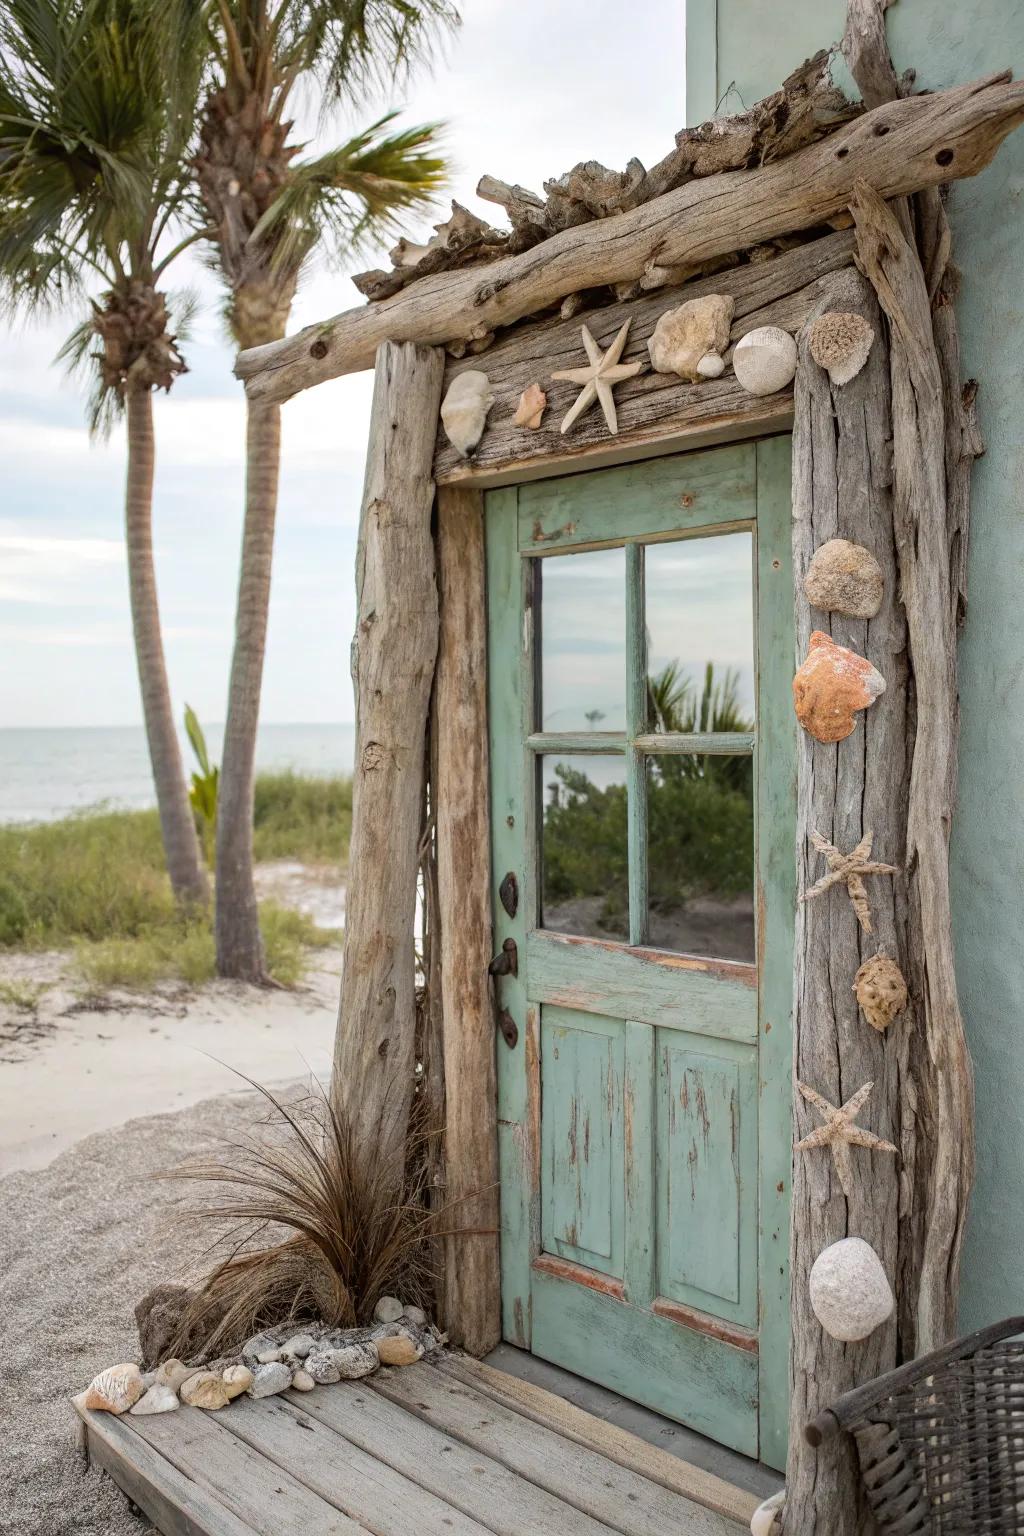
[804,1316,1024,1533]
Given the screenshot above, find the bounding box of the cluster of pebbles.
[76,1297,440,1418]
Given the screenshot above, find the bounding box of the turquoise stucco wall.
[686,0,1024,1330]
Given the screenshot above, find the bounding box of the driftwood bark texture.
[236,74,1024,401]
[331,341,445,1173]
[433,487,501,1354]
[785,268,910,1536]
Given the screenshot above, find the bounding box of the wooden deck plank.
[125,1407,371,1535]
[284,1378,621,1536]
[220,1394,492,1536]
[368,1365,743,1536]
[438,1355,758,1526]
[78,1405,254,1536]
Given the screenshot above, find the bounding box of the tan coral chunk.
[854,950,909,1031]
[647,294,734,381]
[809,310,875,386]
[180,1371,232,1410]
[513,382,547,429]
[792,630,886,742]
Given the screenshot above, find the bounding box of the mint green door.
[486,437,795,1469]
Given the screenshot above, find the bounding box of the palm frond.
[54,311,123,438]
[266,0,458,106]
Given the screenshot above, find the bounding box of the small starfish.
[795,1080,897,1199]
[551,319,644,436]
[800,829,897,934]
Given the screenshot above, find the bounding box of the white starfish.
[551,319,643,436]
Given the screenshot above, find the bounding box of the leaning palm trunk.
[214,397,281,980]
[124,382,209,906]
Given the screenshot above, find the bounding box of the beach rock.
[248,1362,293,1399]
[732,325,797,396]
[181,1371,232,1410]
[242,1331,282,1363]
[853,951,909,1032]
[281,1333,316,1360]
[792,631,886,743]
[129,1384,180,1416]
[305,1349,342,1385]
[377,1331,424,1367]
[222,1365,253,1400]
[255,1347,283,1364]
[402,1305,428,1327]
[155,1358,193,1393]
[804,539,884,619]
[335,1342,381,1379]
[291,1369,316,1392]
[809,1237,894,1342]
[647,294,734,381]
[373,1296,404,1325]
[84,1363,144,1415]
[440,371,494,456]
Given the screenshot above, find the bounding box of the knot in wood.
[361,740,386,771]
[309,337,329,360]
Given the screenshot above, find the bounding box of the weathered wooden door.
[486,437,795,1468]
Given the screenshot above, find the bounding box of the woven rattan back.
[847,1339,1024,1533]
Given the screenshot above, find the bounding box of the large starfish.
[795,1080,897,1199]
[551,319,643,436]
[800,829,897,934]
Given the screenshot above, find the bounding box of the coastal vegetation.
[0,774,351,989]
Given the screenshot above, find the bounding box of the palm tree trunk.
[214,397,280,981]
[124,383,209,906]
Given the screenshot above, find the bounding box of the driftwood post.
[332,340,445,1169]
[434,486,501,1354]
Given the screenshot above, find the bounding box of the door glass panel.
[646,754,754,962]
[540,755,628,942]
[645,532,755,732]
[540,548,626,732]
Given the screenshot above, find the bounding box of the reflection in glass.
[646,754,754,963]
[645,533,754,733]
[540,548,626,732]
[540,756,629,943]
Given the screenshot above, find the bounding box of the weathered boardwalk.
[76,1353,759,1536]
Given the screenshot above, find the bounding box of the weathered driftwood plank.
[438,1354,759,1528]
[434,232,856,483]
[852,182,975,1354]
[433,485,501,1355]
[784,267,910,1536]
[331,341,445,1166]
[368,1367,735,1536]
[236,75,1024,401]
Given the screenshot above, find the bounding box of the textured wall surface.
[686,0,1024,1331]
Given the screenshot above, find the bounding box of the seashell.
[181,1371,232,1410]
[222,1365,253,1400]
[291,1368,316,1392]
[732,325,797,396]
[84,1363,144,1415]
[854,951,908,1032]
[809,1237,894,1342]
[809,310,875,386]
[750,1489,786,1536]
[647,294,734,382]
[373,1295,404,1325]
[792,631,885,743]
[440,371,494,457]
[376,1332,424,1367]
[804,539,884,619]
[130,1383,180,1416]
[248,1362,293,1399]
[513,382,547,429]
[155,1359,194,1393]
[696,351,726,379]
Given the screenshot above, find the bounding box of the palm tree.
[195,0,456,980]
[0,0,211,905]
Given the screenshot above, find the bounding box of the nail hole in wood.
[936,147,954,166]
[874,122,890,136]
[836,146,849,159]
[310,339,329,359]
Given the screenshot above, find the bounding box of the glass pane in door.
[540,548,626,732]
[540,755,628,942]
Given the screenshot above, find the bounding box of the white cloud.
[0,531,125,603]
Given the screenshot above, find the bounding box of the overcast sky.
[1,0,687,729]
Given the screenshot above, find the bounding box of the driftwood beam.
[237,73,1024,402]
[331,341,445,1167]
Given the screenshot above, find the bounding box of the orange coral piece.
[792,630,886,743]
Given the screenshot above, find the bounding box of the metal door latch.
[496,1008,519,1049]
[488,937,518,978]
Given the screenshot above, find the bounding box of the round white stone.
[732,326,797,396]
[809,1237,894,1342]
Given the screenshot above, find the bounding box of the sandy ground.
[0,1083,311,1536]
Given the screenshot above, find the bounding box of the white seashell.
[84,1363,144,1415]
[440,371,494,456]
[513,382,547,429]
[750,1488,786,1535]
[809,1237,894,1342]
[696,352,726,379]
[130,1383,180,1416]
[732,326,797,396]
[647,294,734,381]
[809,310,875,386]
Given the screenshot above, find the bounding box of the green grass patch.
[0,773,349,990]
[0,977,46,1012]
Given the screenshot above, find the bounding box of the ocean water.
[0,723,356,825]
